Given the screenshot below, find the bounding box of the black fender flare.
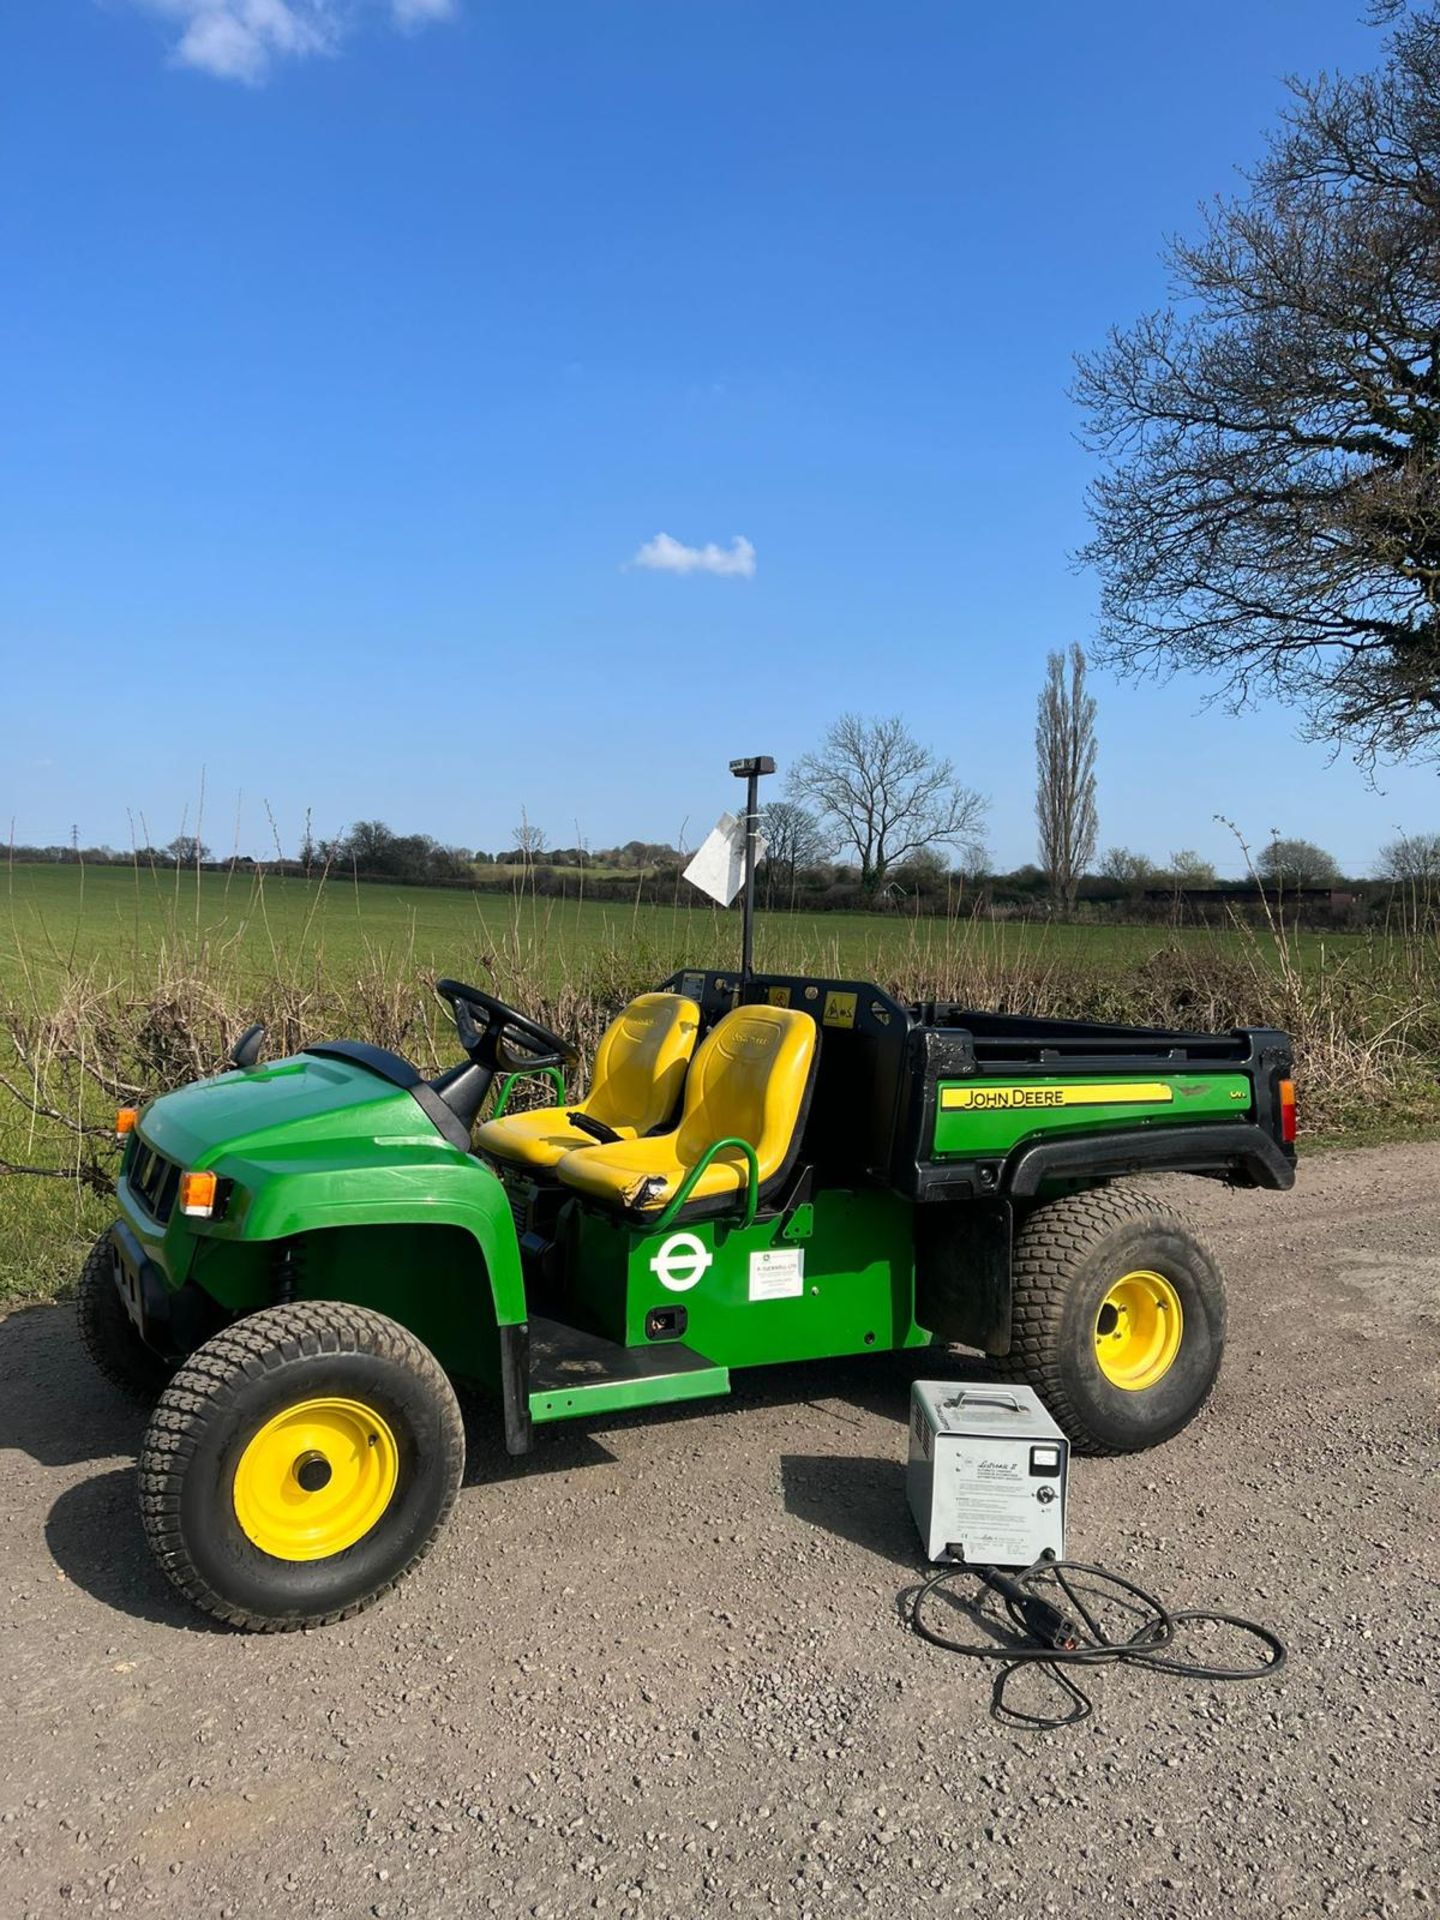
[1004,1123,1295,1197]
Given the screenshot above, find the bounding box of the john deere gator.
[76,769,1297,1631]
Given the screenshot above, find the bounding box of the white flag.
[683,811,767,907]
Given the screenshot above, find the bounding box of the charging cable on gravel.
[907,1551,1286,1730]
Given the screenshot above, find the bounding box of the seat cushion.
[554,1005,818,1216]
[585,993,700,1135]
[474,1106,636,1171]
[474,991,700,1172]
[554,1133,750,1210]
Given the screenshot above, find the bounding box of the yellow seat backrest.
[675,1003,817,1185]
[584,992,700,1134]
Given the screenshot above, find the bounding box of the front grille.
[126,1137,181,1224]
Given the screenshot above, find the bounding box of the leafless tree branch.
[789,715,987,891]
[1075,6,1440,763]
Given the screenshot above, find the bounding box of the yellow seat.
[473,992,700,1171]
[554,1004,818,1217]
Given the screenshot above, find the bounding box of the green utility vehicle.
[77,773,1297,1632]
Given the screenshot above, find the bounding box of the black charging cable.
[907,1551,1286,1730]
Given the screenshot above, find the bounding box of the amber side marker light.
[179,1170,219,1218]
[1279,1078,1297,1146]
[115,1107,138,1139]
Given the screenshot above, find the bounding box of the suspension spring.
[271,1239,304,1306]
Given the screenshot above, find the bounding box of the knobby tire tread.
[139,1301,465,1631]
[995,1184,1223,1457]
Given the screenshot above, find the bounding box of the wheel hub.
[233,1397,399,1561]
[1093,1270,1183,1391]
[293,1449,333,1493]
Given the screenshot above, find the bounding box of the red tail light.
[1278,1078,1297,1145]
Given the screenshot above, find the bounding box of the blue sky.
[3,0,1435,874]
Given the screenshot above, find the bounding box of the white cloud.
[630,533,756,579]
[131,0,456,83]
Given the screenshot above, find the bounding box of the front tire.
[139,1301,465,1631]
[997,1185,1226,1455]
[76,1235,173,1404]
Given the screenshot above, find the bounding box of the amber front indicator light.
[179,1170,219,1218]
[115,1107,138,1139]
[1279,1078,1297,1145]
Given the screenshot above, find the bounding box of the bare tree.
[1165,850,1218,889]
[342,821,395,872]
[759,801,828,907]
[789,715,987,893]
[1099,846,1157,890]
[1376,829,1440,880]
[1257,837,1341,888]
[1035,646,1098,912]
[511,816,548,864]
[163,834,211,866]
[1076,7,1440,764]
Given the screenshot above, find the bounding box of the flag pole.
[729,755,774,991]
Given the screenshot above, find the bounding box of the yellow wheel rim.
[1094,1270,1184,1392]
[232,1397,399,1561]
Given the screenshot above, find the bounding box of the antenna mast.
[729,755,774,989]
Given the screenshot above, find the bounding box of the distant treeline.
[7,834,1424,928]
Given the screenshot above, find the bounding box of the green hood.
[139,1053,436,1171]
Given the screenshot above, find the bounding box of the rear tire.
[76,1235,173,1404]
[997,1185,1226,1455]
[139,1301,465,1631]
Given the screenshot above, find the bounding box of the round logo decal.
[649,1232,713,1293]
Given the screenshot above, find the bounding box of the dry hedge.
[4,919,1438,1197]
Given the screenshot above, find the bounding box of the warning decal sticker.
[749,1247,805,1301]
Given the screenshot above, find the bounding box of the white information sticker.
[749,1247,804,1301]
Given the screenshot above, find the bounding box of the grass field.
[0,859,1373,986]
[3,860,1438,1306]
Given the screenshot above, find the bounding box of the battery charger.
[907,1381,1068,1565]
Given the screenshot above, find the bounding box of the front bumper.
[107,1220,216,1360]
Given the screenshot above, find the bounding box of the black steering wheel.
[434,978,579,1078]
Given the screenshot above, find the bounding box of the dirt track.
[3,1148,1437,1919]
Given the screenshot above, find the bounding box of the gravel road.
[3,1148,1437,1919]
